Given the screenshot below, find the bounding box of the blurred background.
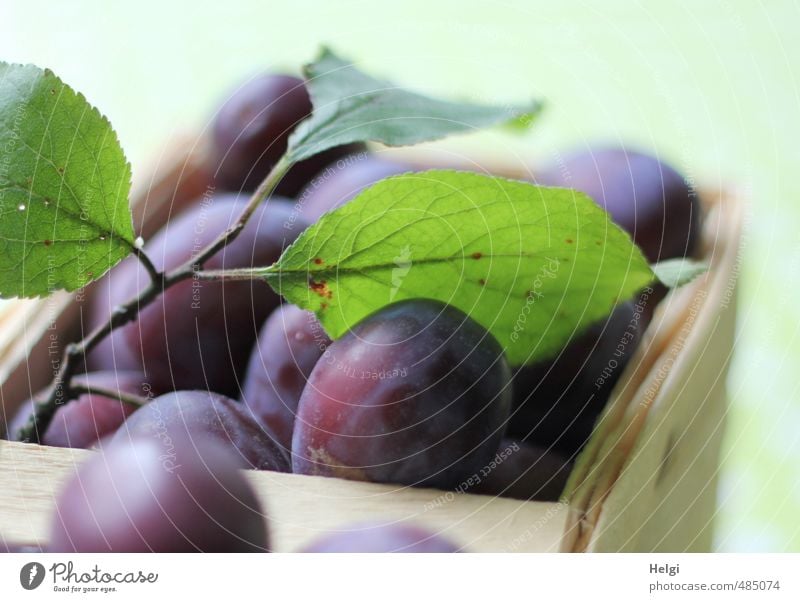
[0,0,797,551]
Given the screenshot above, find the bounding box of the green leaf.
[653,258,708,288]
[264,170,655,366]
[287,47,542,162]
[0,63,134,298]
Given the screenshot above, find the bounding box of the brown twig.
[69,382,150,408]
[15,155,293,443]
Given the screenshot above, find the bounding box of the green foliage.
[265,170,654,365]
[0,63,134,298]
[653,258,708,288]
[287,47,541,162]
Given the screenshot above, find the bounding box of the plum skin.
[212,73,364,195]
[507,300,646,454]
[89,194,308,396]
[536,146,702,263]
[48,436,268,552]
[301,522,460,552]
[510,146,701,453]
[292,298,512,489]
[7,371,152,448]
[297,155,415,221]
[242,304,331,453]
[113,390,290,473]
[473,438,572,501]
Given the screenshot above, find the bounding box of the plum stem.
[68,382,150,408]
[193,267,271,282]
[181,155,292,273]
[15,153,295,443]
[131,246,163,287]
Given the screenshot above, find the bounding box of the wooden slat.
[0,292,79,437]
[563,189,744,552]
[0,440,566,552]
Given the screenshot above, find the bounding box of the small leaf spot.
[43,239,52,247]
[269,170,655,367]
[313,257,324,265]
[309,278,333,299]
[565,238,573,244]
[57,167,65,174]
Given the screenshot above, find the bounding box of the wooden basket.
[0,141,743,552]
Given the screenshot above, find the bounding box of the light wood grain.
[0,440,567,552]
[0,291,78,436]
[562,189,744,552]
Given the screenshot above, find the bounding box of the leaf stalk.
[15,154,294,442]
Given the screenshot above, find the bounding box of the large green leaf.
[264,170,654,365]
[0,63,134,298]
[287,47,542,162]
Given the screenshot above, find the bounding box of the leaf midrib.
[266,249,646,279]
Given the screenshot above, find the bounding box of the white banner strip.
[1,553,797,601]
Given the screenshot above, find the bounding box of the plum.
[297,154,415,221]
[211,73,363,195]
[241,304,331,453]
[507,146,701,453]
[292,299,512,489]
[113,390,289,472]
[473,439,572,501]
[507,300,647,454]
[7,371,152,448]
[301,522,460,552]
[88,194,308,396]
[536,146,702,263]
[48,435,268,552]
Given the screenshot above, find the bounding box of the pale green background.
[1,0,798,551]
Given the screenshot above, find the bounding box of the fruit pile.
[2,65,701,553]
